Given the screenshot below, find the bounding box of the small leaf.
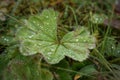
[0,35,15,45]
[73,64,97,80]
[53,60,72,80]
[41,69,53,80]
[90,13,108,24]
[0,45,18,74]
[79,65,98,76]
[100,37,120,57]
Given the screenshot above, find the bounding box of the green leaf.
[56,71,72,80]
[16,9,96,64]
[90,13,108,24]
[114,43,120,57]
[0,35,15,45]
[100,37,120,57]
[0,26,17,45]
[41,69,53,80]
[0,45,18,75]
[61,27,96,62]
[2,58,53,80]
[79,65,98,76]
[53,60,72,80]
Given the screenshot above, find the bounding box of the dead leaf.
[115,0,120,14]
[0,8,7,21]
[74,74,81,80]
[104,19,120,30]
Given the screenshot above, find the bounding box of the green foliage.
[0,35,15,45]
[16,9,96,64]
[40,69,53,80]
[90,13,108,24]
[0,0,119,80]
[2,55,53,80]
[79,64,98,76]
[53,60,72,80]
[100,37,120,57]
[105,64,120,80]
[0,45,18,75]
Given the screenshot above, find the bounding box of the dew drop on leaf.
[46,23,49,25]
[51,49,54,51]
[112,46,114,49]
[76,39,79,42]
[33,21,36,23]
[28,35,33,38]
[89,45,95,49]
[54,17,56,19]
[37,24,40,26]
[46,16,48,18]
[118,51,120,53]
[2,36,9,42]
[48,52,52,55]
[84,40,87,42]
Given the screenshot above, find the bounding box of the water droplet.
[2,36,9,42]
[47,57,50,60]
[51,49,54,51]
[39,43,41,45]
[28,35,34,38]
[54,17,56,19]
[37,24,40,26]
[28,36,32,38]
[84,40,87,42]
[80,37,83,39]
[46,23,49,25]
[76,39,79,42]
[40,26,43,29]
[46,16,48,18]
[89,45,95,49]
[33,21,36,23]
[4,38,9,42]
[24,20,28,25]
[112,46,114,49]
[48,52,52,54]
[95,18,98,21]
[118,51,120,53]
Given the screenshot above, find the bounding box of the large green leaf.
[16,9,96,64]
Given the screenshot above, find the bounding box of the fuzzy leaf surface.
[16,9,96,64]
